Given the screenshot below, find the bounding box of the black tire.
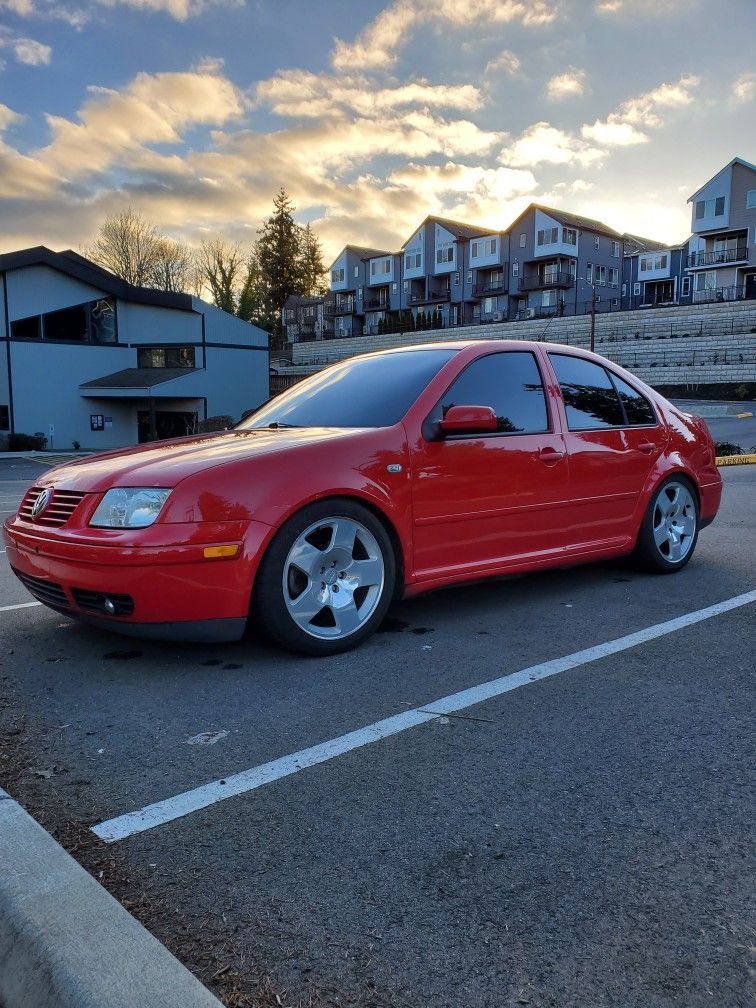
[633,475,699,574]
[252,499,396,656]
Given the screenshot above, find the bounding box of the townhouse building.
[281,156,756,348]
[685,157,756,304]
[622,242,689,310]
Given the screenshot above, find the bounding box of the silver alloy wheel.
[282,516,385,640]
[652,481,697,563]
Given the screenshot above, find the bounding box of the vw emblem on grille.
[31,488,53,518]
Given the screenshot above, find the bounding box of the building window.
[542,290,557,308]
[405,252,421,269]
[593,236,600,250]
[392,283,398,294]
[0,405,9,431]
[436,246,454,264]
[453,271,460,285]
[537,227,558,246]
[402,281,408,292]
[681,276,691,296]
[520,233,526,247]
[747,190,756,209]
[622,283,627,296]
[695,197,726,219]
[612,241,621,257]
[634,282,641,295]
[483,297,494,313]
[586,263,593,283]
[332,268,344,283]
[512,261,519,277]
[137,346,196,368]
[695,271,717,292]
[563,228,577,246]
[466,271,472,284]
[640,253,669,272]
[569,260,577,281]
[10,316,41,340]
[354,266,359,278]
[609,267,619,288]
[595,265,607,286]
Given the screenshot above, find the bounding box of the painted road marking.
[92,589,756,843]
[717,453,756,467]
[0,601,43,612]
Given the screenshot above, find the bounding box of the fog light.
[103,598,116,615]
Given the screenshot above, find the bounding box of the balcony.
[326,299,357,316]
[473,279,507,296]
[409,289,449,305]
[687,247,749,268]
[365,297,389,310]
[691,284,749,304]
[520,271,573,292]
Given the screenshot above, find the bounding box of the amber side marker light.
[203,545,241,559]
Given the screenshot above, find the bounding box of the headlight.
[90,488,172,529]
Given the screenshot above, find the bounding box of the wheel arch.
[633,467,701,549]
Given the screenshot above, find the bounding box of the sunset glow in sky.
[1,0,754,261]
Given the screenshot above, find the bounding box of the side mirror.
[438,405,498,435]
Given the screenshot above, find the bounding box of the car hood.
[36,428,373,493]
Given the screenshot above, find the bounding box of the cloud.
[581,74,700,145]
[732,72,755,103]
[0,103,22,130]
[331,0,562,72]
[484,49,521,76]
[501,122,602,167]
[0,0,240,20]
[546,67,586,100]
[595,0,699,14]
[255,70,483,119]
[0,26,52,65]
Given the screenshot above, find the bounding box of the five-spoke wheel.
[635,477,699,573]
[253,500,396,655]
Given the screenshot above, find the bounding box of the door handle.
[539,447,566,463]
[637,441,656,454]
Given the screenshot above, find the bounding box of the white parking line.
[0,601,42,612]
[92,588,756,843]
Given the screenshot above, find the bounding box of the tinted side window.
[549,354,624,430]
[609,374,656,426]
[435,352,549,434]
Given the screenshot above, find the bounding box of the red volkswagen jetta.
[4,341,721,655]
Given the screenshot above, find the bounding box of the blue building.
[0,247,269,450]
[622,240,690,310]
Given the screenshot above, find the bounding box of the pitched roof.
[622,232,671,255]
[401,215,494,248]
[507,203,624,238]
[0,246,196,312]
[346,244,392,259]
[688,156,756,202]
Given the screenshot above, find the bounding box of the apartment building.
[281,156,756,347]
[623,242,689,310]
[507,205,624,320]
[685,157,756,303]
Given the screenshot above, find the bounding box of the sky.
[0,0,754,264]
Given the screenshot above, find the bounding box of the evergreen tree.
[237,251,264,326]
[298,223,328,297]
[257,189,305,350]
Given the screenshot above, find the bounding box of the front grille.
[71,588,134,617]
[18,487,87,527]
[11,568,70,611]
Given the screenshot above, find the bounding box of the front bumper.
[3,518,273,642]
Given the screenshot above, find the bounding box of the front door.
[410,350,571,580]
[546,352,668,549]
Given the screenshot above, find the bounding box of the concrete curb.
[0,788,223,1008]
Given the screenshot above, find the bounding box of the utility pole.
[590,283,596,353]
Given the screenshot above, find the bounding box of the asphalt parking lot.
[1,453,754,1008]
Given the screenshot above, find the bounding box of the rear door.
[545,352,668,550]
[409,349,571,580]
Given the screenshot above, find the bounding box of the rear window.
[240,349,456,429]
[549,353,624,430]
[609,374,657,426]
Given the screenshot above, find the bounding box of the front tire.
[634,476,699,573]
[253,499,396,656]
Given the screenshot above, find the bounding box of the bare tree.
[86,208,162,287]
[151,237,195,294]
[196,238,245,313]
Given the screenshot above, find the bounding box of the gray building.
[0,247,269,450]
[685,156,756,303]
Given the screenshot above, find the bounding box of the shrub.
[8,432,47,451]
[198,415,233,433]
[715,441,742,457]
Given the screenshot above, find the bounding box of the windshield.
[240,348,457,429]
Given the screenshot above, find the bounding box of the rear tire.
[633,476,699,573]
[252,499,396,656]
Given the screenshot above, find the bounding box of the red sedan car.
[4,341,721,655]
